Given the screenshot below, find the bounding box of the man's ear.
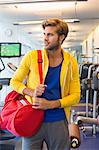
[59,34,65,44]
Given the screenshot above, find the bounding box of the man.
[10,18,80,150]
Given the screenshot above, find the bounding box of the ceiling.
[0,0,99,48]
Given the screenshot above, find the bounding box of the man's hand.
[33,84,47,97]
[32,98,61,110]
[23,84,47,97]
[32,98,50,110]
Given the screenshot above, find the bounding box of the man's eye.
[48,34,52,37]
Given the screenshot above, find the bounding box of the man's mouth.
[44,42,49,46]
[44,40,49,45]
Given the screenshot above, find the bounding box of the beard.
[44,40,60,51]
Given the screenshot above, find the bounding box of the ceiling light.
[64,19,80,23]
[13,19,80,25]
[13,20,43,25]
[0,0,88,5]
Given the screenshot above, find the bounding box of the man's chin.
[44,45,55,51]
[44,46,50,50]
[45,47,53,51]
[44,45,47,49]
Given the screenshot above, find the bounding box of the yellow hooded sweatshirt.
[10,49,80,121]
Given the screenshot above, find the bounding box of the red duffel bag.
[0,90,44,137]
[0,50,44,137]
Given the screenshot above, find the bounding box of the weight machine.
[0,58,16,150]
[78,64,99,117]
[74,67,99,137]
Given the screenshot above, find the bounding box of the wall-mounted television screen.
[0,43,21,57]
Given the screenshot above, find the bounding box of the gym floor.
[77,133,99,150]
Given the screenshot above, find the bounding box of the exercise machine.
[78,64,98,117]
[0,58,16,150]
[75,67,99,137]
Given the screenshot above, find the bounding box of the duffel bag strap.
[37,50,43,84]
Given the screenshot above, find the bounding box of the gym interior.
[0,0,99,150]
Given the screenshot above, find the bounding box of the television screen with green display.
[0,43,21,57]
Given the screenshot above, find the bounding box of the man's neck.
[47,48,62,58]
[47,48,63,67]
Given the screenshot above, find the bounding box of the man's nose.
[44,35,48,41]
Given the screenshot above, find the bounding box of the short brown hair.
[42,18,69,43]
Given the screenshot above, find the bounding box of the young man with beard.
[10,18,80,150]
